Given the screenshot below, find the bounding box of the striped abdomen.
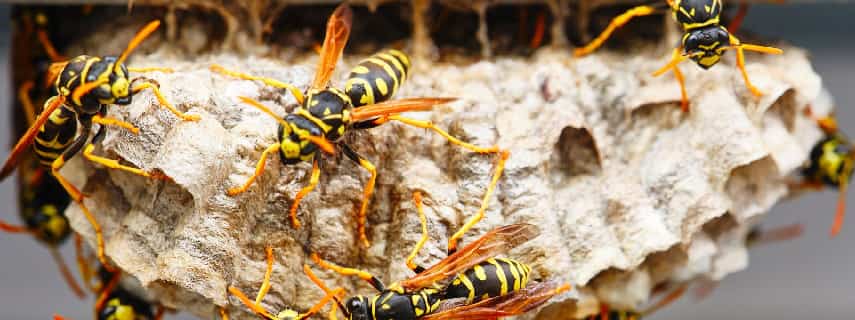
[587,310,642,320]
[443,258,532,304]
[344,49,411,107]
[33,103,77,166]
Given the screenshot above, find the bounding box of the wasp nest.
[55,11,827,320]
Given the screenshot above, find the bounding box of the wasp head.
[683,26,731,69]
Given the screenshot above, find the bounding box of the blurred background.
[0,3,852,320]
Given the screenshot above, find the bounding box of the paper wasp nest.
[59,14,826,320]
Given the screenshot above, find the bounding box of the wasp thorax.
[27,204,71,245]
[345,296,370,320]
[684,26,730,69]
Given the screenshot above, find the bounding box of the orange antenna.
[115,20,161,72]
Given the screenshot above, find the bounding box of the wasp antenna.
[115,20,161,71]
[238,96,290,127]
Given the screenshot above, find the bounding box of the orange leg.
[228,144,280,196]
[448,150,510,254]
[573,6,658,57]
[50,248,86,299]
[289,159,321,229]
[406,192,429,273]
[51,156,115,273]
[530,10,546,49]
[727,2,749,34]
[95,271,122,312]
[131,81,200,121]
[255,246,275,304]
[831,180,849,238]
[670,48,690,112]
[311,252,385,292]
[0,220,30,233]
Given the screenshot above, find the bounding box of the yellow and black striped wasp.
[790,110,853,237]
[211,3,507,248]
[223,246,345,320]
[573,0,783,112]
[0,20,199,272]
[308,191,570,320]
[0,8,89,299]
[54,263,165,320]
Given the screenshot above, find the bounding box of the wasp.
[573,0,783,112]
[789,111,854,237]
[210,4,507,249]
[0,20,199,272]
[223,246,345,320]
[54,263,165,320]
[0,10,90,299]
[307,192,571,320]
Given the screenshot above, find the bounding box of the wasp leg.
[406,192,428,273]
[530,10,546,49]
[50,247,86,299]
[669,48,690,112]
[209,64,305,104]
[18,81,37,126]
[36,29,66,62]
[341,144,376,247]
[94,271,122,312]
[831,178,850,237]
[154,306,165,320]
[734,44,763,97]
[448,150,510,255]
[573,5,658,57]
[727,2,749,34]
[92,115,140,134]
[0,220,30,233]
[290,158,321,229]
[255,246,275,304]
[131,81,200,121]
[51,121,115,272]
[376,115,501,154]
[75,234,98,293]
[82,145,167,180]
[219,307,229,320]
[311,252,386,292]
[228,286,275,319]
[128,66,174,73]
[227,143,280,196]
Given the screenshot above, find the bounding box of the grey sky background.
[0,3,852,320]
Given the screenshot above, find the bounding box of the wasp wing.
[350,98,457,122]
[400,223,540,291]
[421,279,571,320]
[45,61,68,89]
[310,4,352,90]
[0,96,65,180]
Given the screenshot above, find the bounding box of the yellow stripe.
[371,296,380,320]
[387,49,410,69]
[351,65,370,74]
[33,148,61,160]
[366,57,399,96]
[378,52,407,83]
[502,258,522,291]
[457,273,476,303]
[682,17,720,30]
[474,265,487,281]
[487,258,508,295]
[374,78,388,96]
[295,108,332,133]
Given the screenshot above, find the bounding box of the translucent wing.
[44,61,68,88]
[350,98,457,122]
[311,4,352,90]
[0,96,65,180]
[421,279,571,320]
[400,223,540,291]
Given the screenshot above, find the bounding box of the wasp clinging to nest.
[0,20,200,272]
[211,4,508,249]
[574,0,783,112]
